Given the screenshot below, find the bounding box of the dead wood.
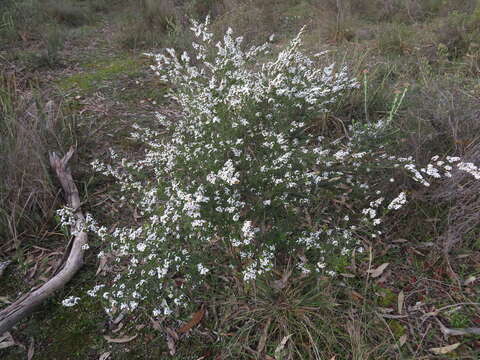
[0,147,87,334]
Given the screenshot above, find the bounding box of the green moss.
[377,288,397,307]
[387,320,406,339]
[35,299,105,359]
[57,56,144,93]
[449,311,471,328]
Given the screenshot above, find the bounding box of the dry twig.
[0,148,87,334]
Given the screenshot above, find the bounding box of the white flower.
[388,192,407,210]
[197,263,210,275]
[62,296,80,307]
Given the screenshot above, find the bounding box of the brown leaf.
[166,332,176,356]
[257,317,272,353]
[397,290,405,314]
[27,338,34,360]
[178,306,205,334]
[103,334,138,343]
[112,322,124,333]
[99,352,111,360]
[19,31,29,42]
[429,343,461,355]
[274,334,292,356]
[165,327,179,341]
[272,269,292,290]
[149,316,163,331]
[0,332,15,349]
[96,255,108,276]
[350,290,364,301]
[0,296,11,304]
[0,339,15,349]
[367,263,389,278]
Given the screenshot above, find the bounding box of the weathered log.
[0,147,87,334]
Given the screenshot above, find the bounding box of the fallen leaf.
[397,290,405,314]
[149,316,162,331]
[376,269,391,283]
[257,317,271,353]
[165,327,179,341]
[99,352,111,360]
[274,334,293,357]
[0,332,15,349]
[103,334,138,343]
[19,31,29,42]
[178,306,205,334]
[96,256,108,276]
[166,332,176,356]
[112,310,126,325]
[399,334,407,347]
[429,342,461,355]
[0,296,11,304]
[350,290,364,301]
[368,263,389,278]
[0,261,11,277]
[0,339,15,349]
[112,322,124,333]
[464,275,476,285]
[272,269,292,290]
[27,338,34,360]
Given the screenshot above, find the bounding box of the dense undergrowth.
[1,0,480,359]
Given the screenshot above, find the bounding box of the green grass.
[57,57,144,93]
[1,1,480,359]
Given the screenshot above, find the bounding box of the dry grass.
[0,73,60,248]
[434,142,480,254]
[1,1,480,359]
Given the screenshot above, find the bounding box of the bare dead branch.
[0,147,87,334]
[435,318,480,337]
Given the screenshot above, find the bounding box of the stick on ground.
[0,148,87,334]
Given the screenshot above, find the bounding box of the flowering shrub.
[70,19,480,318]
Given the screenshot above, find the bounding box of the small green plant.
[377,23,414,57]
[35,25,65,68]
[44,0,91,27]
[119,0,187,50]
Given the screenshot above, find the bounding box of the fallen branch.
[435,318,480,337]
[0,148,87,334]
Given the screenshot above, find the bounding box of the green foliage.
[44,0,92,27]
[57,57,142,92]
[34,25,66,68]
[377,23,414,57]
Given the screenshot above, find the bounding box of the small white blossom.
[62,296,80,307]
